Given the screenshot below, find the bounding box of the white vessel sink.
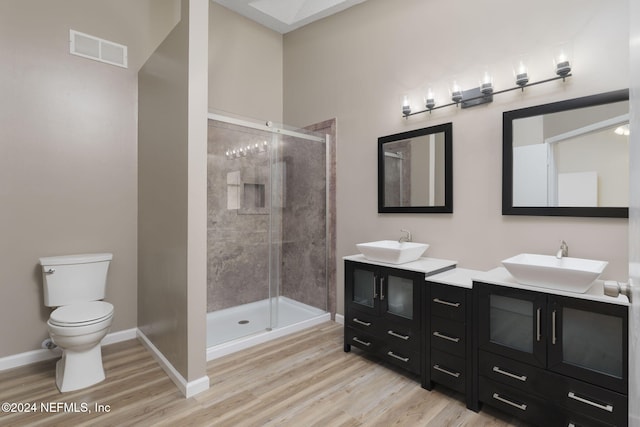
[502,253,608,293]
[356,240,429,264]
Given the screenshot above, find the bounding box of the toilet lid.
[50,301,113,326]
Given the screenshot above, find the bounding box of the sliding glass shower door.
[206,114,328,347]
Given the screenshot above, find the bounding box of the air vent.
[69,30,127,68]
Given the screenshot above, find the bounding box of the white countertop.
[424,268,484,289]
[343,255,629,305]
[474,267,630,306]
[343,254,457,275]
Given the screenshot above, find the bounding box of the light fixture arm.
[403,74,572,118]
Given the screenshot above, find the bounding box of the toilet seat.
[49,301,113,327]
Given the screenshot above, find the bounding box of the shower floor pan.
[206,296,330,361]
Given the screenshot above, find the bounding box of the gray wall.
[283,0,630,317]
[208,2,283,122]
[138,0,208,382]
[0,0,179,358]
[207,121,272,311]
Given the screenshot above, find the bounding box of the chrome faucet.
[556,240,568,259]
[399,229,412,243]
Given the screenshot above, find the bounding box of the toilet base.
[56,344,105,392]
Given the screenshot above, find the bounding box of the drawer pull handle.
[353,318,371,327]
[352,337,371,347]
[552,309,557,345]
[387,351,409,363]
[433,298,460,308]
[492,366,527,382]
[387,330,410,340]
[492,393,527,411]
[433,364,460,378]
[433,331,460,343]
[567,392,613,413]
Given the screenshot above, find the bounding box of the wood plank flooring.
[0,322,529,426]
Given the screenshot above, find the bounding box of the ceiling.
[212,0,368,34]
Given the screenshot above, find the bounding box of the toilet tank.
[39,253,113,307]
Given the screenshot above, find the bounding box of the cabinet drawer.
[546,371,627,427]
[479,376,548,426]
[380,345,420,375]
[384,318,420,351]
[431,348,465,393]
[479,350,548,395]
[549,407,616,427]
[431,316,465,357]
[430,283,466,322]
[345,326,378,353]
[345,309,379,332]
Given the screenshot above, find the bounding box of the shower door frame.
[208,112,329,335]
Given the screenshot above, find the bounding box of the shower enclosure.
[206,113,330,359]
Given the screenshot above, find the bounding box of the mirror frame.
[378,122,453,213]
[502,89,629,218]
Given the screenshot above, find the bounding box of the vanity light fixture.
[553,43,572,77]
[425,88,436,110]
[402,54,572,118]
[402,94,412,116]
[514,57,529,87]
[450,81,463,104]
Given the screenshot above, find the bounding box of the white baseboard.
[335,313,345,325]
[136,329,209,398]
[0,328,137,372]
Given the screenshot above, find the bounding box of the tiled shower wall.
[206,119,328,313]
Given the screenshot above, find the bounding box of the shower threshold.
[206,296,330,361]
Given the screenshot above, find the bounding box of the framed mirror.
[503,89,629,218]
[378,122,453,213]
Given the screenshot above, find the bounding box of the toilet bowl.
[47,301,114,392]
[39,253,114,393]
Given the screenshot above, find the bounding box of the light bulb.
[402,94,411,116]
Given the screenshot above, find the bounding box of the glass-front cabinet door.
[345,261,422,326]
[381,268,422,329]
[478,283,547,367]
[547,296,628,394]
[346,262,380,316]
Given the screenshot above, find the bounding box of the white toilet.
[39,253,114,392]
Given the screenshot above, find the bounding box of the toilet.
[39,253,114,392]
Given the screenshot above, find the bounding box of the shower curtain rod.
[208,113,325,143]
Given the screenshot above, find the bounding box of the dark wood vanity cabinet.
[423,282,475,410]
[344,260,425,374]
[475,281,628,426]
